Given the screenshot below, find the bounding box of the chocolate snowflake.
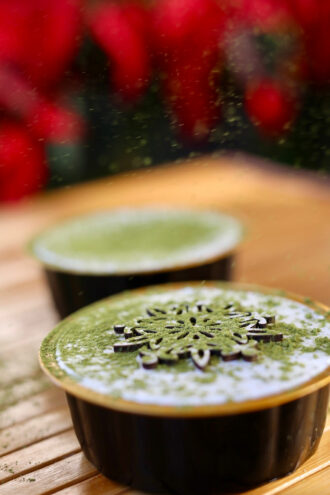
[113,303,282,370]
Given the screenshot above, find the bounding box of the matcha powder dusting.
[41,284,330,407]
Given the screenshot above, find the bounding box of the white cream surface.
[52,286,330,406]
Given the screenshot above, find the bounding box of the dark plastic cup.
[29,208,244,318]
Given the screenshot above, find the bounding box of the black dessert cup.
[40,282,330,495]
[29,208,243,318]
[44,254,234,318]
[66,384,329,494]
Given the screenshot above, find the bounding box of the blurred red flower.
[0,0,83,201]
[0,0,81,89]
[232,0,293,32]
[89,2,150,102]
[152,0,226,142]
[245,79,296,135]
[0,122,47,201]
[0,0,329,201]
[288,0,330,84]
[26,101,85,143]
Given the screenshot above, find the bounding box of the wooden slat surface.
[0,430,80,483]
[0,155,329,494]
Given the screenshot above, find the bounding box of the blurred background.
[0,0,329,202]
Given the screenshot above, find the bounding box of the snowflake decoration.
[112,303,283,370]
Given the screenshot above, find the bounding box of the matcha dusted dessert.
[31,208,243,274]
[40,282,330,494]
[30,208,244,317]
[41,283,329,407]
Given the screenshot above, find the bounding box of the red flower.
[288,0,320,30]
[164,37,222,142]
[288,0,330,84]
[232,0,293,32]
[0,0,84,201]
[0,0,81,89]
[0,66,84,143]
[152,0,225,141]
[89,2,150,102]
[245,78,296,135]
[152,0,219,52]
[0,2,31,63]
[26,100,85,144]
[0,122,47,201]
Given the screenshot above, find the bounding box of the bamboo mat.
[0,155,329,494]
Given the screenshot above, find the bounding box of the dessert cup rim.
[28,206,245,276]
[39,281,330,417]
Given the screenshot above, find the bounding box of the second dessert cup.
[30,207,244,318]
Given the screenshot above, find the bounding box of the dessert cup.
[29,207,244,318]
[40,281,330,494]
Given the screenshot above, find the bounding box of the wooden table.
[0,155,329,495]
